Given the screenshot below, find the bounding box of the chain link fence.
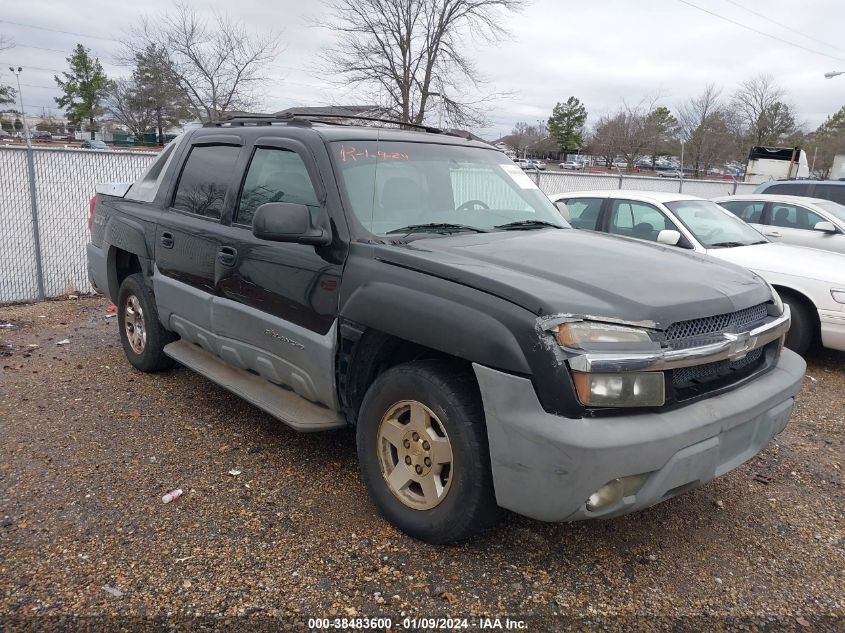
[1,146,157,304]
[0,146,760,304]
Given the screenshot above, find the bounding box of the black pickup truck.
[87,114,805,543]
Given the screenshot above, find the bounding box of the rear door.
[209,137,345,408]
[153,135,243,341]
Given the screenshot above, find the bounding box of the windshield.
[331,140,568,235]
[814,200,845,224]
[665,200,767,248]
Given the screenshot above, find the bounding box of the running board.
[164,340,345,432]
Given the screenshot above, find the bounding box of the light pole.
[824,71,844,79]
[8,66,45,300]
[8,66,32,150]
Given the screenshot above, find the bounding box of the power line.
[721,0,845,56]
[677,0,845,64]
[0,19,120,43]
[14,43,71,54]
[0,61,64,73]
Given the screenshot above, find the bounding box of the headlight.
[764,280,784,315]
[556,321,653,347]
[572,371,665,407]
[832,289,845,305]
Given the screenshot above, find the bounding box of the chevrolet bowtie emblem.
[724,332,753,360]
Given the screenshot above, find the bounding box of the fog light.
[572,371,665,407]
[586,474,650,512]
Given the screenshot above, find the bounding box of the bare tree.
[134,2,280,122]
[502,121,547,157]
[677,84,731,177]
[318,0,526,128]
[731,74,796,146]
[588,113,623,168]
[105,78,155,139]
[0,34,16,105]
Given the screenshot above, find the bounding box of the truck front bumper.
[473,349,806,523]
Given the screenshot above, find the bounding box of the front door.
[211,139,346,408]
[762,201,835,250]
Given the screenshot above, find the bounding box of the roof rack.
[205,111,451,136]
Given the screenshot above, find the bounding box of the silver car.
[713,194,845,255]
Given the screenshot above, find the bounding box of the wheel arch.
[772,284,820,338]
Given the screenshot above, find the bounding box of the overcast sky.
[1,0,843,139]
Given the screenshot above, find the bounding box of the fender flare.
[103,216,151,300]
[340,281,532,374]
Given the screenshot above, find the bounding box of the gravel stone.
[0,297,843,630]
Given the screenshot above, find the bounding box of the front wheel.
[356,361,500,544]
[782,294,814,356]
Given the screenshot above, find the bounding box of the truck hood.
[374,229,771,329]
[707,242,845,286]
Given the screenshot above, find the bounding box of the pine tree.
[54,44,112,139]
[547,97,587,153]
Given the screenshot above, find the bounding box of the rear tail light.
[88,194,99,231]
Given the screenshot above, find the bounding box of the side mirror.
[252,202,331,245]
[657,229,682,246]
[554,201,571,222]
[814,221,837,234]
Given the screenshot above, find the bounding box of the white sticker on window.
[501,164,540,190]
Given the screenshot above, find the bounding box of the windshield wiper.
[710,240,764,248]
[385,222,488,236]
[493,220,565,231]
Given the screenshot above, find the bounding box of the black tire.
[782,293,814,356]
[117,273,175,372]
[356,360,500,544]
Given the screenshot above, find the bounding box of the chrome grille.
[666,304,768,341]
[672,347,764,387]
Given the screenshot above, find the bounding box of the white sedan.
[713,194,845,255]
[548,189,845,355]
[558,160,583,170]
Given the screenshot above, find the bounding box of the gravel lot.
[1,297,843,631]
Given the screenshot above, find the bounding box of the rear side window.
[172,145,241,219]
[563,198,603,230]
[813,184,845,206]
[719,200,764,223]
[235,148,320,226]
[765,182,809,196]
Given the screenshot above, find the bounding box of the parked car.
[713,194,845,255]
[558,160,583,170]
[31,130,51,141]
[0,129,11,139]
[657,169,682,178]
[754,179,845,206]
[81,139,110,151]
[612,160,628,169]
[549,189,845,355]
[87,117,803,543]
[520,159,545,171]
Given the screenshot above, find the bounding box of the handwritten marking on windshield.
[338,145,410,162]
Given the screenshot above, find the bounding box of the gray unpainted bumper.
[86,243,109,300]
[473,349,806,522]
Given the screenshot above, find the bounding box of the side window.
[765,183,809,196]
[235,148,320,226]
[563,198,603,230]
[770,204,826,231]
[608,200,678,242]
[172,145,241,219]
[720,200,764,223]
[813,184,845,206]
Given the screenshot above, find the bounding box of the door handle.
[218,246,237,266]
[160,231,174,249]
[765,231,782,238]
